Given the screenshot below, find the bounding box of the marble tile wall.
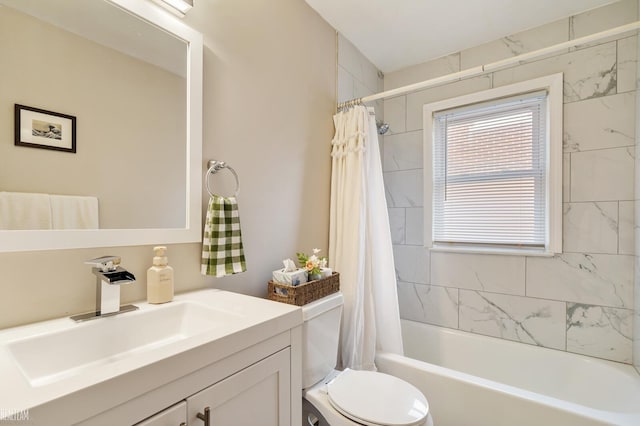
[384,0,637,364]
[337,33,384,121]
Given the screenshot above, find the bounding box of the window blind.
[432,91,547,248]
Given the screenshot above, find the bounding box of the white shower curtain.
[329,105,403,371]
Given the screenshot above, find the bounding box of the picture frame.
[14,104,76,153]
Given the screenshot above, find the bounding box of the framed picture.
[14,104,76,153]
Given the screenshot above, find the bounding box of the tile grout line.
[403,207,407,245]
[618,200,621,255]
[568,152,572,203]
[524,256,527,297]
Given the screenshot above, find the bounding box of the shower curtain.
[329,105,403,371]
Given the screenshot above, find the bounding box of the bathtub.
[375,320,640,426]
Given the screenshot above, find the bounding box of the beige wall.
[0,0,336,329]
[0,6,186,229]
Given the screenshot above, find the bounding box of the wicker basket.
[267,272,340,306]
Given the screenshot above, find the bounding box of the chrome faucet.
[71,256,139,322]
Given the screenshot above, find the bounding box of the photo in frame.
[14,104,76,153]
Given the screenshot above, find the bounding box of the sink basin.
[7,301,237,387]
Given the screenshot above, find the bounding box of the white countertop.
[0,289,301,421]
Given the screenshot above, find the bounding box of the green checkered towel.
[201,195,246,277]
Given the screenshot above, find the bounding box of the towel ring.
[205,160,240,197]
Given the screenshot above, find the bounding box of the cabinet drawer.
[134,401,186,426]
[188,348,291,426]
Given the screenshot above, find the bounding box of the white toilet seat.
[326,369,429,426]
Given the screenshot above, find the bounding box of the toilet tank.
[301,292,344,389]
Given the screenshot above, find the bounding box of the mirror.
[0,0,203,252]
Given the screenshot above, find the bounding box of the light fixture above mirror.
[152,0,193,17]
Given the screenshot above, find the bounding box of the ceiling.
[305,0,620,72]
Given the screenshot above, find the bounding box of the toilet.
[301,292,434,426]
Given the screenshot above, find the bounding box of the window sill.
[428,245,558,257]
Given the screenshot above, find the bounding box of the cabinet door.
[134,401,186,426]
[188,348,291,426]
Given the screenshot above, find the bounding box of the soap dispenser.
[147,246,174,304]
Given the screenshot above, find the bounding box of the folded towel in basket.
[201,195,246,277]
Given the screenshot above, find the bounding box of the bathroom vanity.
[0,290,302,425]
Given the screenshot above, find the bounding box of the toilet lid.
[327,369,429,426]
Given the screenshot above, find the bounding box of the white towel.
[0,192,52,230]
[50,195,99,229]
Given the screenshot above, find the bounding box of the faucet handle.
[85,256,121,272]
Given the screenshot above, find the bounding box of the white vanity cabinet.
[132,348,291,426]
[73,328,300,426]
[0,291,303,426]
[187,348,291,426]
[0,291,302,425]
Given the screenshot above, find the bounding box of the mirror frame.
[0,0,203,252]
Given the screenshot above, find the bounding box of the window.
[424,74,562,255]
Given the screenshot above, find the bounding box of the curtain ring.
[205,160,240,197]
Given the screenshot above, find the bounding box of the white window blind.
[432,91,547,248]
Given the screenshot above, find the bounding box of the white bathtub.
[375,320,640,426]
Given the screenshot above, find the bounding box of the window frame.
[423,73,563,256]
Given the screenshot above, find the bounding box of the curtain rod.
[337,20,640,109]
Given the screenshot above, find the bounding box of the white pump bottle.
[147,246,174,304]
